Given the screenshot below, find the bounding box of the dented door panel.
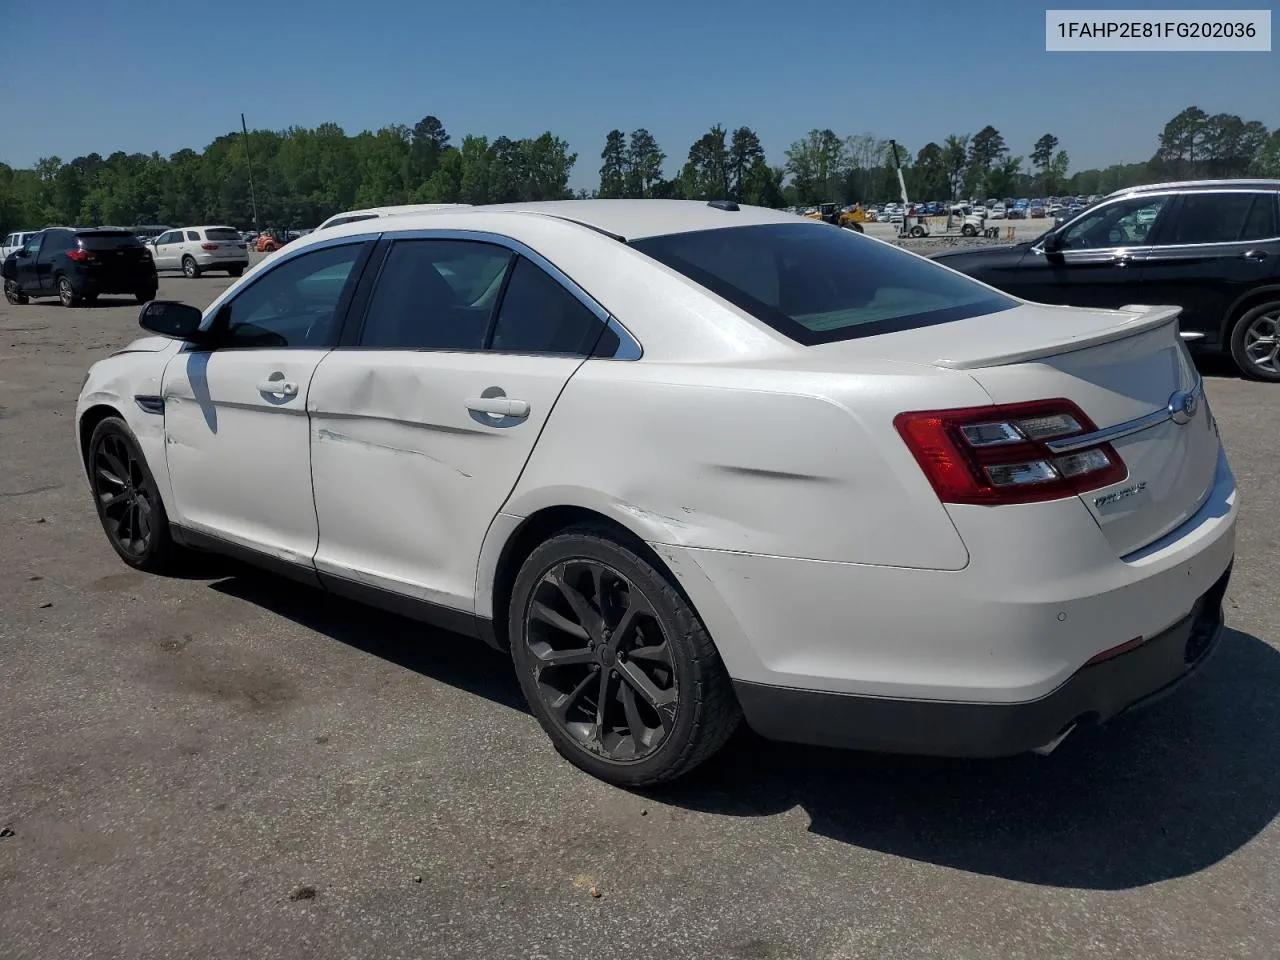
[307,350,584,611]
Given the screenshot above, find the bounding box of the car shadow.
[206,570,527,713]
[656,627,1280,890]
[197,569,1280,890]
[1194,354,1240,379]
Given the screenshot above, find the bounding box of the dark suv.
[931,180,1280,381]
[2,227,158,307]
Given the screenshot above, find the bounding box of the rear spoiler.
[934,304,1182,369]
[1119,304,1203,341]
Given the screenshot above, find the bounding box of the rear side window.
[489,256,613,356]
[631,223,1015,346]
[77,230,143,250]
[205,228,240,241]
[1240,193,1278,242]
[358,240,512,351]
[1165,193,1256,244]
[186,230,199,242]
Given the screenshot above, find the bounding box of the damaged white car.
[76,200,1237,786]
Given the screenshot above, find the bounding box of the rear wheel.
[961,224,977,237]
[182,256,200,279]
[509,527,741,787]
[227,265,244,277]
[3,281,27,305]
[1230,300,1280,382]
[135,286,158,305]
[57,275,79,307]
[908,225,925,238]
[87,416,183,573]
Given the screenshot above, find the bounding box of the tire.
[908,225,925,238]
[3,281,27,305]
[1229,300,1280,382]
[509,526,741,787]
[961,224,977,237]
[227,265,244,277]
[57,275,80,307]
[136,287,158,305]
[87,416,183,573]
[182,256,200,279]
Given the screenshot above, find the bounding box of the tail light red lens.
[201,242,218,251]
[894,399,1127,505]
[66,248,95,262]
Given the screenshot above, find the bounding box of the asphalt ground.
[1,262,1277,959]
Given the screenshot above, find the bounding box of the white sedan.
[75,200,1237,786]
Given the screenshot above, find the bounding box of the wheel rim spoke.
[525,557,679,763]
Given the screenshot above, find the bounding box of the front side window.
[358,240,512,350]
[631,222,1015,346]
[1058,195,1170,250]
[1162,192,1278,245]
[157,231,177,245]
[489,256,613,356]
[215,242,364,349]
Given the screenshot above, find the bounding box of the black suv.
[931,180,1280,381]
[2,227,158,307]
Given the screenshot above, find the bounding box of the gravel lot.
[1,264,1278,960]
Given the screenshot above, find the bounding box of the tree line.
[2,106,1277,235]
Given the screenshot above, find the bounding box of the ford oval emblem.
[1168,388,1198,425]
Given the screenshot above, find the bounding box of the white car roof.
[316,203,472,231]
[340,199,802,241]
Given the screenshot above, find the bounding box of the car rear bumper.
[194,254,248,268]
[732,563,1229,756]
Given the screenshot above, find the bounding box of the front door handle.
[1110,255,1131,267]
[258,379,298,397]
[1240,249,1269,262]
[466,396,530,418]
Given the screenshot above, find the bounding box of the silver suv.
[150,226,249,278]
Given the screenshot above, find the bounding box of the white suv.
[150,226,249,278]
[2,231,38,261]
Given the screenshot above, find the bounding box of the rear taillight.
[894,399,1126,505]
[201,242,218,251]
[66,248,95,262]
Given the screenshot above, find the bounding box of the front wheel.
[1230,300,1280,382]
[908,225,925,238]
[3,281,27,305]
[182,256,200,279]
[509,527,741,787]
[57,275,80,307]
[961,224,977,237]
[87,416,183,573]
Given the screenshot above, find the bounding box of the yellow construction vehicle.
[803,202,866,233]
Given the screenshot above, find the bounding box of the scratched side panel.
[307,350,583,612]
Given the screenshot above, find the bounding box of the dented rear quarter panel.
[500,355,992,572]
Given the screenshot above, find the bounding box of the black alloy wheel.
[87,417,181,572]
[3,281,27,305]
[510,528,740,787]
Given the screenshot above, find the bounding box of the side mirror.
[139,300,208,342]
[1042,231,1064,254]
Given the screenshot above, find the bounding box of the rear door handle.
[466,396,530,418]
[1240,250,1269,262]
[258,379,298,397]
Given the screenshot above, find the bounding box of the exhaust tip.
[1031,723,1077,756]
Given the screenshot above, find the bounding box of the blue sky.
[1,0,1276,188]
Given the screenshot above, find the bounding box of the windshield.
[630,223,1016,346]
[77,230,142,249]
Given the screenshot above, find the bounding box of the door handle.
[1110,256,1131,267]
[258,379,298,397]
[466,396,530,418]
[1240,250,1268,262]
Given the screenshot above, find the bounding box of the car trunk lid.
[819,302,1220,556]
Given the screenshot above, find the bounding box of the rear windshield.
[77,230,143,249]
[205,228,241,241]
[629,222,1016,345]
